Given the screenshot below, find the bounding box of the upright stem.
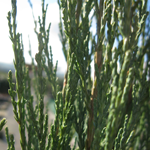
[86,0,104,149]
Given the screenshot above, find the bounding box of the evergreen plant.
[0,0,150,149]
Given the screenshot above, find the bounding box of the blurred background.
[0,0,67,74]
[0,0,66,149]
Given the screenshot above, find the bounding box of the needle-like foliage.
[1,0,150,149]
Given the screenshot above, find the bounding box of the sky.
[0,0,67,74]
[0,0,149,76]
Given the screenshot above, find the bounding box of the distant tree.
[0,80,10,94]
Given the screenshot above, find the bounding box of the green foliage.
[0,118,6,131]
[1,0,150,149]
